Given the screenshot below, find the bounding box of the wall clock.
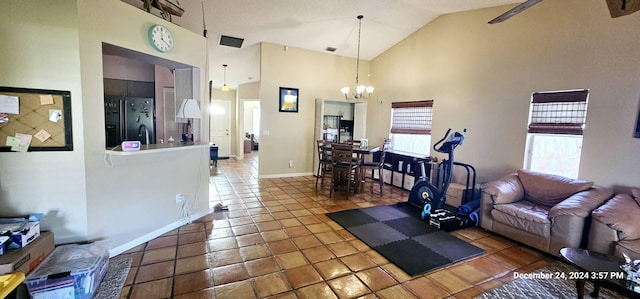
[148,24,174,53]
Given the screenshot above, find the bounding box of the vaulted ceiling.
[122,0,524,89]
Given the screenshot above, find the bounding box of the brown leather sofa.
[588,188,640,260]
[480,170,613,256]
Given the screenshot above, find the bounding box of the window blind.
[528,90,588,135]
[390,100,433,134]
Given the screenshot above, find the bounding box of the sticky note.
[11,133,32,152]
[0,95,19,114]
[5,136,19,147]
[40,94,54,105]
[34,129,51,142]
[49,109,62,122]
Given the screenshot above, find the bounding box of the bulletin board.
[0,87,73,151]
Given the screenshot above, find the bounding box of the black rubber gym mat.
[327,204,484,276]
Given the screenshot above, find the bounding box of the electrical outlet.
[176,194,185,203]
[289,160,293,168]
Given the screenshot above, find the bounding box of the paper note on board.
[34,129,51,142]
[49,109,62,122]
[0,95,19,114]
[11,133,32,152]
[40,94,54,105]
[5,136,19,147]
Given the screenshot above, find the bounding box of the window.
[524,90,588,178]
[389,100,433,155]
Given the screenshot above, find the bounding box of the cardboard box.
[0,236,8,256]
[0,221,41,250]
[9,222,40,249]
[26,242,109,299]
[0,231,54,275]
[446,183,466,207]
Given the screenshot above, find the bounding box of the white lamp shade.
[176,99,202,119]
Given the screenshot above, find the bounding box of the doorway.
[243,100,261,155]
[210,100,231,158]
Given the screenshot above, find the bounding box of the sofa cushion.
[592,193,640,241]
[482,173,524,204]
[615,239,640,261]
[517,169,593,207]
[492,201,551,237]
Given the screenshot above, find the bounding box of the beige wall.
[0,1,88,243]
[1,0,210,251]
[369,0,640,186]
[258,42,369,176]
[79,0,210,250]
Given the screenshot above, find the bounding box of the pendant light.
[221,64,229,91]
[341,15,374,101]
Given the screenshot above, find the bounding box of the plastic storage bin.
[25,242,109,299]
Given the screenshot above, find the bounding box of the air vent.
[325,47,337,52]
[219,35,244,48]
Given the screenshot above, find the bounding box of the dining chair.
[359,138,391,194]
[315,140,332,187]
[345,139,363,164]
[330,143,358,199]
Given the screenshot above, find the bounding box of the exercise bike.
[405,128,466,218]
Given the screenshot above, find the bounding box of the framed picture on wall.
[279,87,298,113]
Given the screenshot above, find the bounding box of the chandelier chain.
[356,15,362,86]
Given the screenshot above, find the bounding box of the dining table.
[323,143,380,194]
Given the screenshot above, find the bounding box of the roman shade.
[528,90,588,135]
[390,100,433,134]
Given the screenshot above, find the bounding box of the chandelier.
[221,64,229,91]
[341,15,374,100]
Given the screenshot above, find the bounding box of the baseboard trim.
[109,210,210,257]
[259,172,313,179]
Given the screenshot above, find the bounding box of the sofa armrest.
[481,173,524,205]
[548,185,613,218]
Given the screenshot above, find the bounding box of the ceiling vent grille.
[219,35,244,48]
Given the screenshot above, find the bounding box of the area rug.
[93,257,132,299]
[327,204,485,276]
[476,261,628,299]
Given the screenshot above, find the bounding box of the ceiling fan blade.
[606,0,640,18]
[488,0,543,24]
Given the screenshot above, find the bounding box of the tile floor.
[115,152,557,299]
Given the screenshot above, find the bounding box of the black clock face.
[149,25,174,52]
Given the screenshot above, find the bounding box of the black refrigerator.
[104,96,156,147]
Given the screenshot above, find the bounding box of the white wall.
[0,1,88,243]
[369,0,640,187]
[1,0,210,250]
[78,0,210,249]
